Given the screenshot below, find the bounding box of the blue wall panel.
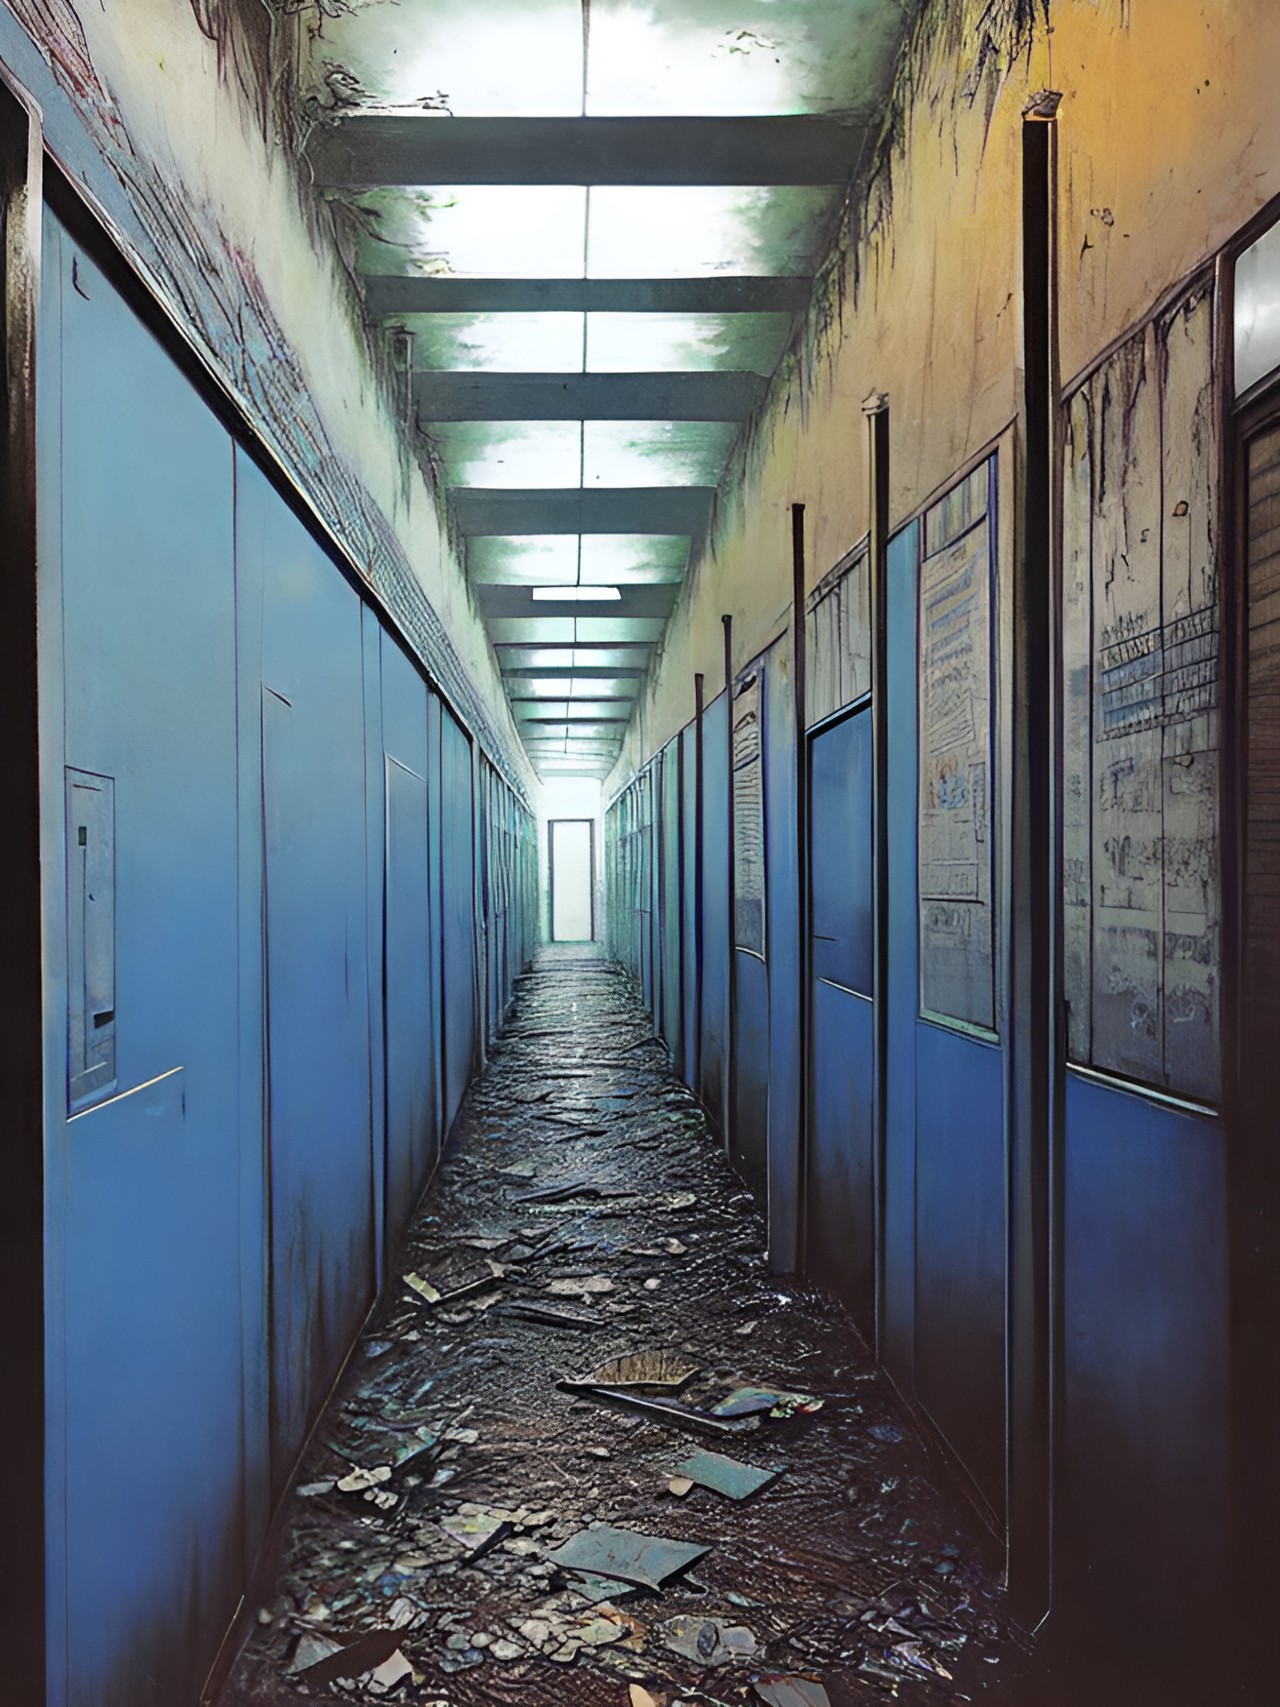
[43,216,248,1707]
[257,477,375,1496]
[700,691,731,1137]
[763,635,802,1274]
[660,741,683,1068]
[807,981,876,1329]
[913,1025,1006,1515]
[883,522,920,1388]
[810,708,874,993]
[731,952,770,1201]
[1060,1075,1228,1654]
[440,706,477,1132]
[806,706,876,1335]
[681,725,699,1089]
[381,634,434,1242]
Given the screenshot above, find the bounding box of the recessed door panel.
[46,214,246,1706]
[806,705,875,1335]
[700,691,730,1137]
[260,528,374,1495]
[440,706,476,1132]
[385,757,433,1235]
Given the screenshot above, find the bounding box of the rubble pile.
[221,948,1029,1706]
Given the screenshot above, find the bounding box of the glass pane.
[468,536,579,583]
[333,186,586,278]
[1236,218,1280,395]
[587,311,790,374]
[504,676,575,696]
[588,186,832,278]
[429,421,581,488]
[410,312,584,371]
[580,535,689,582]
[574,617,665,643]
[583,419,738,486]
[586,0,908,118]
[300,0,584,116]
[487,617,577,644]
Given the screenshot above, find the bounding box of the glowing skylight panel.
[583,419,738,487]
[586,311,791,375]
[300,0,584,116]
[468,536,580,584]
[587,186,832,278]
[580,535,689,582]
[412,312,585,372]
[337,186,587,278]
[430,421,581,488]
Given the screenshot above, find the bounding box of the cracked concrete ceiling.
[301,0,921,778]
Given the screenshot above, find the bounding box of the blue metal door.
[258,478,375,1497]
[41,214,248,1707]
[660,737,683,1068]
[806,702,876,1334]
[440,704,476,1132]
[763,635,802,1273]
[882,469,1008,1525]
[731,657,771,1204]
[699,691,731,1137]
[381,633,434,1242]
[681,724,699,1089]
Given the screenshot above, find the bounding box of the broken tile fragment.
[544,1524,709,1590]
[658,1614,758,1665]
[754,1679,832,1707]
[668,1447,782,1501]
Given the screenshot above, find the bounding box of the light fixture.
[531,585,621,602]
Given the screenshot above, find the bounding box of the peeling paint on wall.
[4,0,535,799]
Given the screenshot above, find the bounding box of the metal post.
[791,503,809,1267]
[865,396,891,1351]
[1008,94,1060,1627]
[722,613,735,1156]
[693,671,705,1100]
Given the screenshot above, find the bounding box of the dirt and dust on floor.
[219,946,1036,1707]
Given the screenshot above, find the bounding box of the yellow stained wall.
[608,0,1280,795]
[3,0,535,795]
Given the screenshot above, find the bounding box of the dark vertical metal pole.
[791,503,809,1268]
[0,73,45,1707]
[1008,98,1059,1626]
[675,732,686,1079]
[722,612,735,1156]
[865,397,891,1351]
[693,672,705,1100]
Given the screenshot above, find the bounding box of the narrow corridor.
[222,949,1029,1706]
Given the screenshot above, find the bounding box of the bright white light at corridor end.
[531,586,622,602]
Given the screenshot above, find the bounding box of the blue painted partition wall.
[882,510,1008,1523]
[253,460,377,1496]
[39,212,249,1707]
[440,706,477,1132]
[699,691,731,1137]
[681,724,699,1089]
[763,636,802,1274]
[1059,1073,1229,1648]
[730,647,776,1207]
[882,523,921,1389]
[660,739,684,1069]
[381,635,436,1240]
[37,208,533,1707]
[806,703,876,1335]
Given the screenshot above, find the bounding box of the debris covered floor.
[222,948,1031,1707]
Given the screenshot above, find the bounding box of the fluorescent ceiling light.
[531,585,621,602]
